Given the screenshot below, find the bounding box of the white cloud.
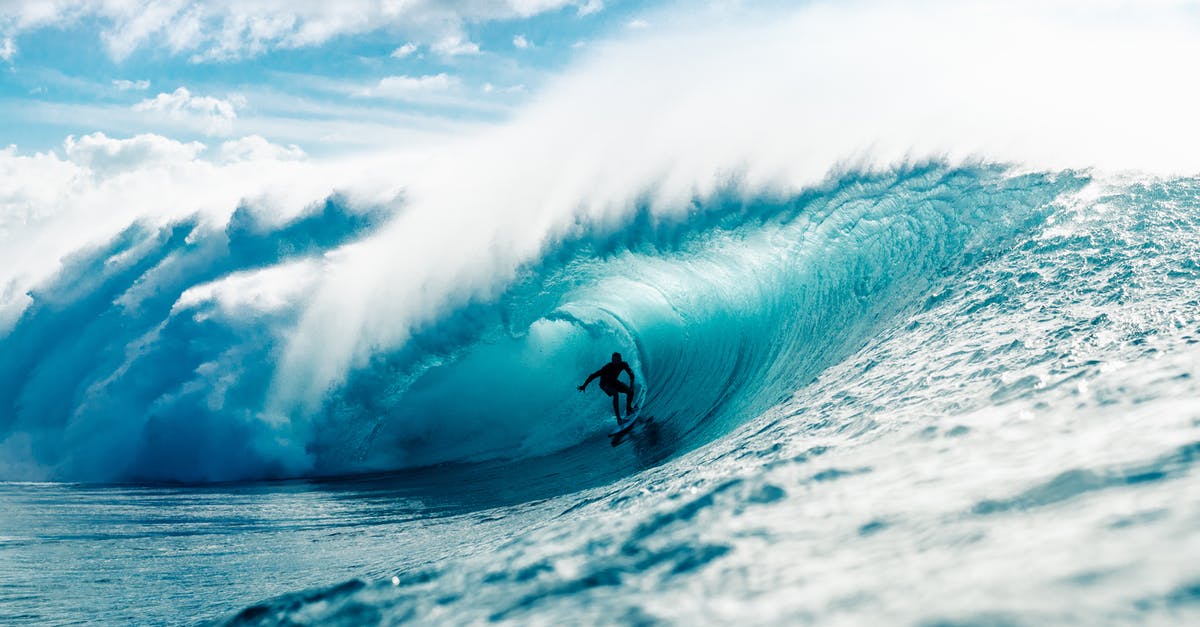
[482,82,525,95]
[0,1,587,62]
[13,84,489,154]
[578,0,604,16]
[513,35,531,49]
[626,19,650,30]
[359,74,460,99]
[390,42,418,58]
[0,1,69,32]
[431,34,480,56]
[112,79,151,91]
[217,135,305,163]
[63,132,206,176]
[133,87,242,135]
[0,37,14,61]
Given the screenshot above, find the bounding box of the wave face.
[6,167,1200,626]
[0,164,1080,483]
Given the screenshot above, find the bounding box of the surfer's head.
[612,352,621,362]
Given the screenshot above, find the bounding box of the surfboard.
[608,412,643,437]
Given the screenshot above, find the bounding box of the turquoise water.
[2,165,1199,624]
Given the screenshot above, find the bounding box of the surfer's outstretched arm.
[578,370,601,391]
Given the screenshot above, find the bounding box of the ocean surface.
[2,163,1199,624]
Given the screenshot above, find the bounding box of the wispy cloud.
[358,74,461,100]
[134,87,242,135]
[390,43,418,59]
[112,79,151,91]
[1,86,487,157]
[217,135,305,163]
[431,34,479,57]
[482,82,525,95]
[0,2,584,62]
[513,35,532,50]
[626,19,650,30]
[578,0,605,16]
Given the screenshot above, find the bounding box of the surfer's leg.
[613,381,634,412]
[600,382,622,421]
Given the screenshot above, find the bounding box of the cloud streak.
[112,79,150,91]
[0,1,599,62]
[358,74,462,99]
[431,33,481,56]
[390,42,418,58]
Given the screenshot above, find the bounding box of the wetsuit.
[593,360,634,397]
[580,357,637,422]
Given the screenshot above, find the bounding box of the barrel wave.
[0,164,1081,483]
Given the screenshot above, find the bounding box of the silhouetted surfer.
[578,352,636,423]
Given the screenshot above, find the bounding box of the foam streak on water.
[2,168,1199,625]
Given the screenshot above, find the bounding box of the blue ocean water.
[2,164,1200,624]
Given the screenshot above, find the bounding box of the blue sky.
[0,1,660,155]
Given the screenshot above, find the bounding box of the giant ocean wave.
[0,163,1083,483]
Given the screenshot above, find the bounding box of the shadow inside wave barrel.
[308,419,673,515]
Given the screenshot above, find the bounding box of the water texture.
[2,164,1199,624]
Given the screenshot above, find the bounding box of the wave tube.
[0,164,1084,483]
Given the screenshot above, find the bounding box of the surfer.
[578,352,636,423]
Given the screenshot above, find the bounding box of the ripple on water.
[972,442,1200,515]
[1133,580,1200,612]
[227,579,368,626]
[919,613,1026,627]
